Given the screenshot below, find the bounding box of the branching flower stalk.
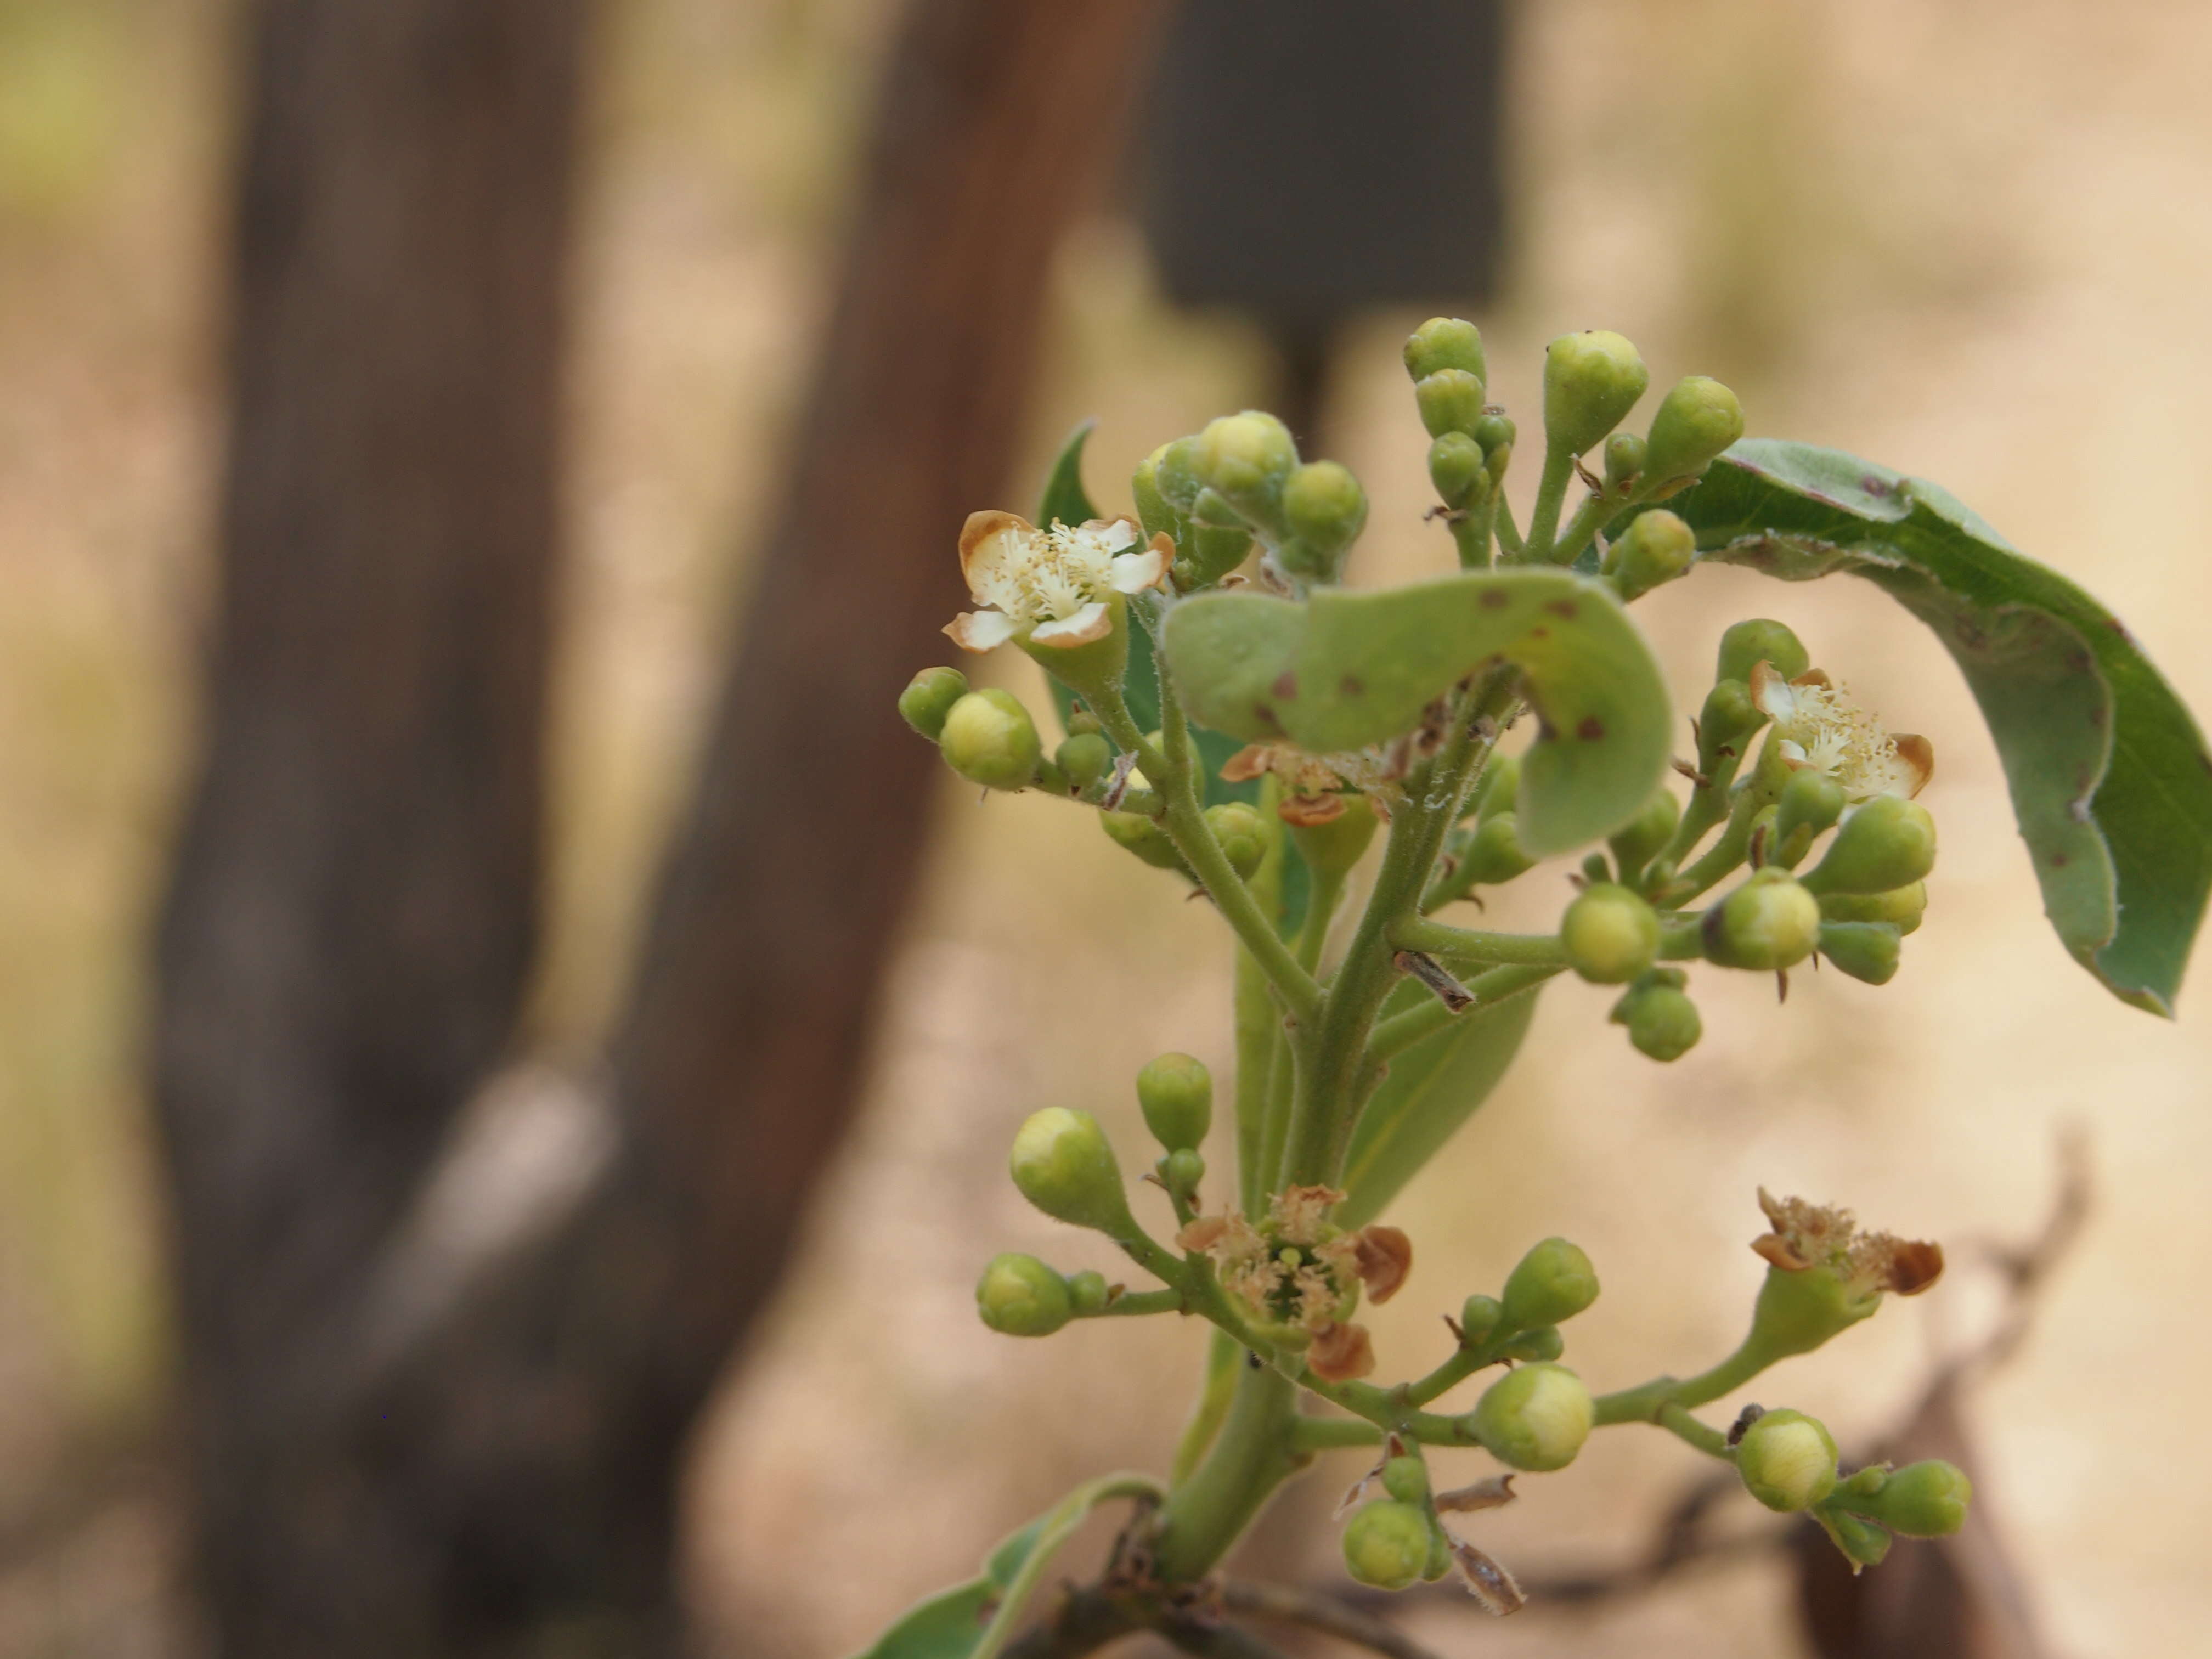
[870,315,2210,1659]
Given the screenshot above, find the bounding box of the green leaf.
[1035,422,1311,930]
[1656,439,2212,1014]
[1162,571,1674,854]
[850,1473,1163,1659]
[1338,981,1541,1228]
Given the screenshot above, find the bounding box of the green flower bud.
[1716,619,1809,686]
[1009,1107,1133,1234]
[1609,509,1696,601]
[1462,812,1535,886]
[1562,883,1661,984]
[1190,486,1244,528]
[1472,411,1516,459]
[1610,981,1703,1062]
[1471,1363,1593,1472]
[1291,793,1377,878]
[1860,1459,1971,1538]
[1205,800,1268,880]
[1643,376,1745,483]
[1184,520,1256,589]
[1381,1455,1430,1506]
[1498,1323,1564,1363]
[1749,1261,1880,1359]
[1697,680,1765,771]
[1195,411,1298,519]
[1427,431,1489,510]
[940,689,1042,791]
[1415,369,1488,440]
[1403,316,1487,383]
[899,667,970,740]
[1801,796,1938,896]
[1423,1526,1452,1583]
[1818,1509,1892,1570]
[1819,921,1902,985]
[976,1253,1073,1336]
[1101,809,1184,871]
[1341,1500,1432,1592]
[1056,731,1113,792]
[1132,448,1178,543]
[1458,1294,1504,1346]
[1603,431,1647,488]
[1282,460,1369,557]
[1819,881,1927,936]
[1476,752,1520,818]
[1543,330,1649,456]
[1774,768,1847,854]
[1608,787,1681,878]
[1704,868,1821,970]
[1735,1409,1840,1511]
[1153,436,1204,511]
[1165,1146,1205,1195]
[1136,1052,1213,1153]
[1502,1237,1600,1329]
[1066,1269,1111,1317]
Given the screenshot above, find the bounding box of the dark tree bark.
[157,0,1161,1652]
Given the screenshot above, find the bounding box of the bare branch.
[1221,1581,1445,1659]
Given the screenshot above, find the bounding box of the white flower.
[943,510,1170,653]
[1750,662,1933,800]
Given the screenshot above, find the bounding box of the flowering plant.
[871,319,2212,1657]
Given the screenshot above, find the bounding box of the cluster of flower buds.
[1730,1404,1971,1568]
[1135,407,1369,588]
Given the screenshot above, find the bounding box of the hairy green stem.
[1149,1364,1302,1582]
[1172,1330,1242,1484]
[1519,448,1577,564]
[1593,1332,1776,1427]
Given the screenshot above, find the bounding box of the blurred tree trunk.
[157,0,1160,1654]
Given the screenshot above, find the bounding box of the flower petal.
[1085,516,1138,552]
[1307,1321,1375,1383]
[1028,600,1111,648]
[1108,540,1169,595]
[1892,733,1934,797]
[944,610,1017,652]
[1748,659,1797,723]
[1220,744,1273,783]
[1351,1225,1413,1305]
[958,510,1034,596]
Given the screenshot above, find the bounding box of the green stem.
[1172,1330,1242,1483]
[1519,448,1576,564]
[1491,491,1525,556]
[1657,1402,1730,1458]
[1091,1288,1185,1319]
[1390,916,1567,968]
[1670,791,1760,902]
[1404,1343,1496,1409]
[1593,1333,1775,1427]
[1149,1364,1302,1582]
[1446,507,1491,570]
[1286,1415,1384,1452]
[1296,867,1345,974]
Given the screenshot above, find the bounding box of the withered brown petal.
[1352,1225,1414,1305]
[1308,1321,1375,1383]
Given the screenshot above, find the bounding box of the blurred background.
[3,0,2211,1655]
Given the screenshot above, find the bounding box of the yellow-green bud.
[1775,768,1847,853]
[1543,330,1649,456]
[1498,1323,1564,1363]
[1165,1146,1205,1194]
[1819,921,1902,985]
[1819,881,1927,937]
[1427,431,1488,510]
[1562,883,1661,984]
[1056,731,1114,792]
[1403,316,1487,383]
[1611,980,1702,1062]
[976,1253,1073,1336]
[1341,1501,1432,1592]
[1132,449,1178,542]
[1282,460,1368,553]
[1381,1455,1430,1506]
[1749,1261,1880,1359]
[1422,1526,1451,1583]
[1609,787,1681,877]
[1643,376,1745,483]
[1471,1363,1593,1472]
[1735,1409,1840,1511]
[1697,680,1765,771]
[1291,793,1377,878]
[940,689,1041,791]
[1704,868,1821,970]
[1859,1459,1971,1538]
[1414,369,1487,440]
[1458,1294,1503,1345]
[1462,812,1535,885]
[1472,411,1516,458]
[1716,619,1809,686]
[899,667,970,740]
[1501,1237,1600,1329]
[1603,431,1647,488]
[1101,809,1184,871]
[1205,800,1268,880]
[1609,509,1696,601]
[1009,1108,1133,1234]
[1066,1269,1111,1317]
[1195,411,1298,517]
[1136,1052,1212,1154]
[1801,797,1938,896]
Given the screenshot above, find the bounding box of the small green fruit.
[1471,1363,1594,1471]
[1610,981,1703,1062]
[1562,883,1661,984]
[1643,376,1745,483]
[1009,1108,1132,1234]
[1165,1146,1205,1195]
[1381,1455,1430,1506]
[1056,731,1113,791]
[1501,1237,1600,1329]
[1801,796,1938,896]
[1861,1459,1971,1538]
[975,1253,1073,1336]
[899,667,969,740]
[1341,1501,1432,1592]
[1610,509,1696,600]
[1819,881,1927,936]
[1136,1052,1213,1153]
[1749,1262,1880,1359]
[1819,921,1903,985]
[1735,1409,1840,1511]
[1543,330,1649,456]
[1458,1294,1503,1346]
[1704,868,1821,970]
[1428,431,1488,510]
[1204,800,1268,880]
[1066,1270,1111,1317]
[940,689,1041,791]
[1415,369,1488,440]
[1403,316,1487,383]
[1716,619,1809,686]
